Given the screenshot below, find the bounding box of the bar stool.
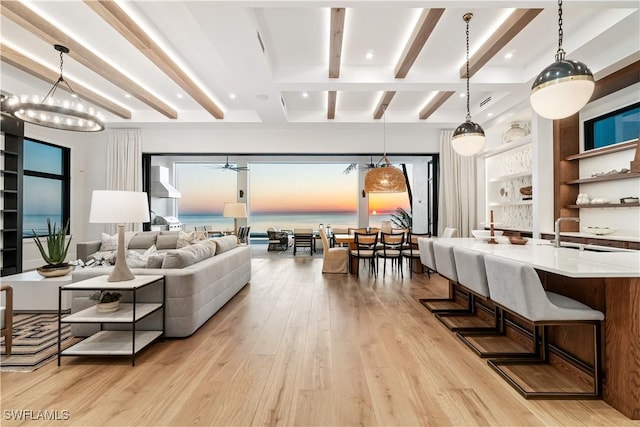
[419,241,472,314]
[483,254,604,399]
[453,247,537,357]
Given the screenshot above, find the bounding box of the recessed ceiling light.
[459,93,466,98]
[302,92,309,98]
[504,52,514,59]
[488,112,494,117]
[124,93,132,98]
[177,93,184,99]
[366,51,374,60]
[229,93,236,99]
[256,94,269,101]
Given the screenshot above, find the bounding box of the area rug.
[0,313,81,372]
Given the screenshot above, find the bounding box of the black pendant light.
[530,0,594,119]
[452,13,485,157]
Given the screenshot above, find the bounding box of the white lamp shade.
[530,79,595,120]
[89,190,150,224]
[223,202,247,218]
[451,134,485,156]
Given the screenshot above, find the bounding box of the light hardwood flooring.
[1,257,636,426]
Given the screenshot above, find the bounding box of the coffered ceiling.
[1,0,638,130]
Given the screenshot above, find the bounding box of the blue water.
[179,212,399,234]
[23,214,63,237]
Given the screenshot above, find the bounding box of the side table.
[58,275,165,366]
[1,270,73,312]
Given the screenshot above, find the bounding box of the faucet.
[554,217,580,247]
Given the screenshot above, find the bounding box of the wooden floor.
[1,257,636,426]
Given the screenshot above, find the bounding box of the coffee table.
[1,270,73,312]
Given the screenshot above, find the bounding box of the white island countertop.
[432,238,640,278]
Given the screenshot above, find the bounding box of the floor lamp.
[89,190,150,282]
[223,202,247,242]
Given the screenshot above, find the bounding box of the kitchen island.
[433,237,640,419]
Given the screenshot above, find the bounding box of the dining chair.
[1,285,13,357]
[293,228,314,255]
[442,227,458,238]
[319,228,349,273]
[376,232,405,277]
[402,232,430,277]
[350,232,378,277]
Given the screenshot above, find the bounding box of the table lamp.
[222,202,247,241]
[89,190,150,282]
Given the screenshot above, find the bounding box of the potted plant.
[90,291,122,313]
[33,218,73,277]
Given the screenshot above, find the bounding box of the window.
[23,139,70,237]
[584,102,640,150]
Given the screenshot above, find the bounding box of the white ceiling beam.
[0,43,131,119]
[85,0,224,120]
[1,0,178,119]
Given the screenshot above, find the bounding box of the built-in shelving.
[1,116,23,277]
[489,200,533,207]
[568,203,640,209]
[565,172,640,184]
[565,139,637,161]
[489,171,532,183]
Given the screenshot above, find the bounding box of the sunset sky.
[176,162,410,215]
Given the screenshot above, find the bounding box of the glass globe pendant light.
[3,44,105,132]
[452,13,485,157]
[530,0,594,120]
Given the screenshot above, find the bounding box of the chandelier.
[364,105,407,193]
[451,13,485,157]
[3,44,105,132]
[530,0,594,119]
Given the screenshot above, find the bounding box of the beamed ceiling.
[1,0,638,130]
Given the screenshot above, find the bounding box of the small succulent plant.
[90,291,122,304]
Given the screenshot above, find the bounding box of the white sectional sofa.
[72,232,251,337]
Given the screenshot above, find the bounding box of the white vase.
[503,123,528,144]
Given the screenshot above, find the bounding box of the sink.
[537,242,632,253]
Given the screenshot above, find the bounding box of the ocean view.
[179,212,399,234]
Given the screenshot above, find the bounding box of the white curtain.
[437,130,477,237]
[106,129,143,232]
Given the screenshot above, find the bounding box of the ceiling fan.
[207,157,249,172]
[343,156,377,175]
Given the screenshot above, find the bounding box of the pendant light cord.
[464,14,471,122]
[555,0,566,61]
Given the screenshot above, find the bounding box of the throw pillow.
[126,245,158,268]
[99,231,136,251]
[128,232,160,249]
[156,233,179,250]
[176,230,207,248]
[146,254,166,269]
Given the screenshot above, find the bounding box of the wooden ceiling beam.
[0,44,131,119]
[327,91,337,120]
[373,92,396,120]
[85,0,223,120]
[329,8,346,79]
[395,9,445,78]
[419,91,455,120]
[461,8,543,78]
[1,1,177,119]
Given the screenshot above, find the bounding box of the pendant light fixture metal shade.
[364,104,406,193]
[530,0,594,119]
[452,121,486,156]
[452,13,485,157]
[3,45,105,132]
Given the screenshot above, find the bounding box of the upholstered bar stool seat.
[453,247,537,357]
[483,254,604,399]
[419,240,471,314]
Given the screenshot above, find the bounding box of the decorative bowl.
[471,230,504,241]
[508,236,528,245]
[620,197,639,204]
[583,226,617,235]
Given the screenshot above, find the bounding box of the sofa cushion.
[128,232,160,249]
[156,233,179,250]
[125,245,157,268]
[162,241,215,269]
[212,235,238,254]
[146,253,166,269]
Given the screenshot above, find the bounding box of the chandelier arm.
[42,78,63,103]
